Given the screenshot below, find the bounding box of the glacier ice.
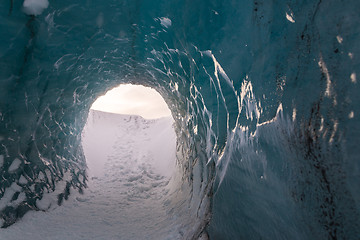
[0,0,359,239]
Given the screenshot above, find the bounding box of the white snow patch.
[349,111,354,119]
[8,158,21,173]
[0,183,22,211]
[11,192,26,206]
[292,108,297,121]
[286,12,295,23]
[82,110,176,178]
[18,175,28,185]
[318,55,332,97]
[159,17,172,28]
[351,72,357,83]
[23,0,49,16]
[38,171,45,180]
[336,35,343,44]
[36,193,53,210]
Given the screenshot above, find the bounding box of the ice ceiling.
[0,0,359,239]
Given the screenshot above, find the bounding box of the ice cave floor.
[1,110,182,240]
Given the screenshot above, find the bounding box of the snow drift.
[2,110,187,240]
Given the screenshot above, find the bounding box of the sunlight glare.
[90,84,171,119]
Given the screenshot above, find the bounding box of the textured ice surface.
[0,0,360,239]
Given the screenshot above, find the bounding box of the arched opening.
[82,84,176,178]
[78,84,178,238]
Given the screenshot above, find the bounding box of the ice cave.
[0,0,359,239]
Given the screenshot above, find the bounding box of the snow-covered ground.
[1,110,183,240]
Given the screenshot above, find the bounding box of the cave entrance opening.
[82,84,177,178]
[77,84,179,238]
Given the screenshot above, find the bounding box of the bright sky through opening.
[91,84,171,119]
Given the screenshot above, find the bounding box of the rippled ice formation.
[0,0,360,239]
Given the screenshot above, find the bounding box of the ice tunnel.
[0,0,360,239]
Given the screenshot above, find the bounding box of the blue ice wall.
[0,0,359,239]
